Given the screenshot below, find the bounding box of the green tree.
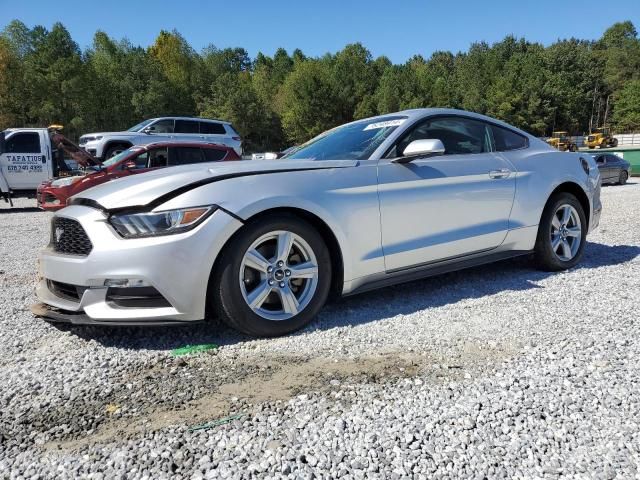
[200,71,281,151]
[612,79,640,131]
[278,60,341,144]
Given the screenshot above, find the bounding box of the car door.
[377,116,516,271]
[140,119,175,144]
[605,155,622,181]
[0,130,48,190]
[594,155,611,182]
[168,146,207,166]
[110,148,169,181]
[173,120,202,143]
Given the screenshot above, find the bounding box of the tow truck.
[0,125,99,207]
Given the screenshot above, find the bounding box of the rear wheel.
[211,215,331,337]
[534,193,587,271]
[619,170,628,185]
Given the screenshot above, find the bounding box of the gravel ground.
[1,184,639,479]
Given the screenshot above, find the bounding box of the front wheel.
[104,145,127,159]
[211,215,332,337]
[534,193,587,271]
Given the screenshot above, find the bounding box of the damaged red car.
[37,141,240,211]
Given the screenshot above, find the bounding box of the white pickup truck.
[0,127,94,206]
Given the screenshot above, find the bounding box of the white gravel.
[1,183,639,479]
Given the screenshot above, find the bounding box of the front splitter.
[30,302,202,327]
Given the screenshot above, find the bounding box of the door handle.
[489,169,511,179]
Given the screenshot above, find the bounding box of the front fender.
[233,195,355,283]
[154,164,385,285]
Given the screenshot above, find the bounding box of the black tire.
[104,144,128,159]
[534,192,587,271]
[619,170,628,185]
[210,214,332,337]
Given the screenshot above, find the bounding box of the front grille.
[51,217,93,256]
[47,279,87,302]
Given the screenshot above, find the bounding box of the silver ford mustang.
[34,109,602,336]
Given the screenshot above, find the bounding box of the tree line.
[1,19,639,152]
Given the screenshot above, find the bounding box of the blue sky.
[2,0,639,62]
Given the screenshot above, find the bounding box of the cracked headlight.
[109,206,216,238]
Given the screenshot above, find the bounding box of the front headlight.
[109,206,216,238]
[50,176,83,187]
[80,135,102,143]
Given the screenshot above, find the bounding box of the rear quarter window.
[200,122,226,135]
[204,148,227,161]
[491,125,528,151]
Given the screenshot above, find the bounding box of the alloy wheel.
[550,204,582,261]
[239,230,319,321]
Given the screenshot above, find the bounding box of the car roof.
[147,116,231,125]
[346,108,535,137]
[136,141,232,150]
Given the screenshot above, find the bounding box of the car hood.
[70,159,358,211]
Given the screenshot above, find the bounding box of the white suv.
[79,117,243,159]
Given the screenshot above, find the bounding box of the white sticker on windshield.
[363,119,406,131]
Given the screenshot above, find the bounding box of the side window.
[200,122,226,134]
[203,148,227,162]
[149,119,174,133]
[492,125,528,151]
[122,152,149,170]
[175,120,200,134]
[606,155,619,163]
[148,147,169,168]
[6,132,41,153]
[169,147,206,166]
[395,116,492,157]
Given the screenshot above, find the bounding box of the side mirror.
[0,132,5,154]
[123,160,137,170]
[143,126,155,135]
[393,139,445,164]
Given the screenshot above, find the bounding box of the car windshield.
[101,147,139,167]
[127,119,155,132]
[283,116,407,160]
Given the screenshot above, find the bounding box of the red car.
[37,141,240,211]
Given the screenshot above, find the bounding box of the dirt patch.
[43,342,515,452]
[43,351,425,451]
